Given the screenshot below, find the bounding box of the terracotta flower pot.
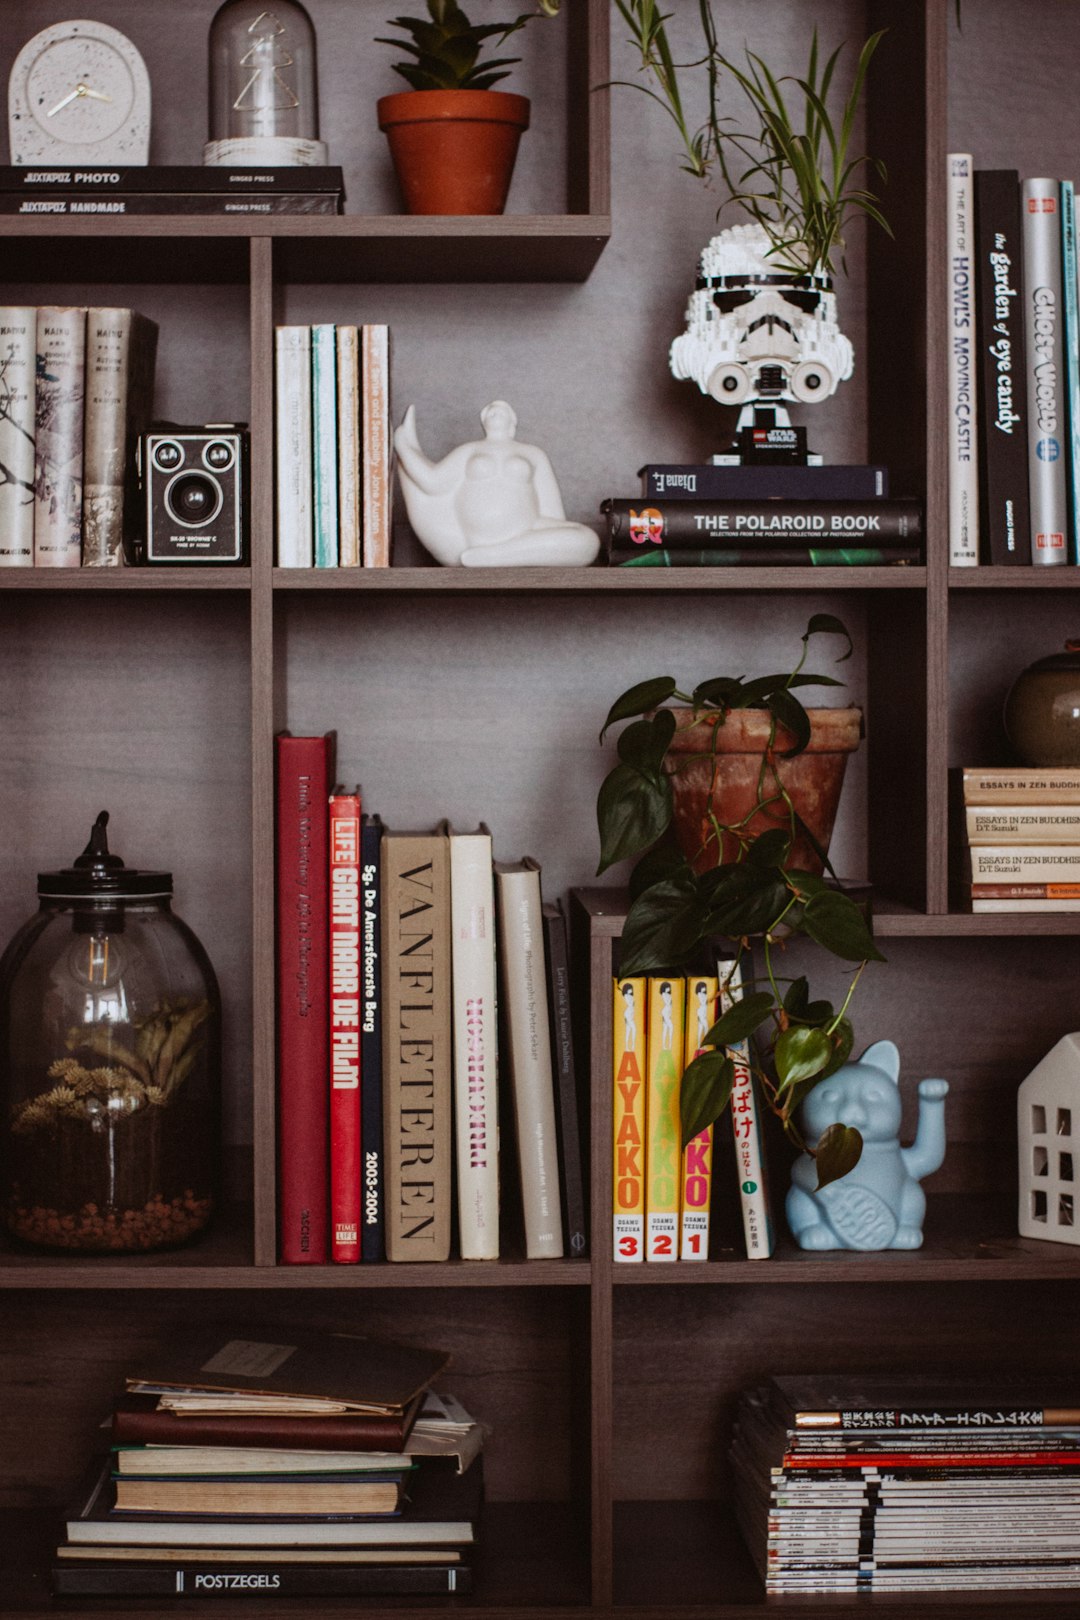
[665,706,863,875]
[377,88,530,216]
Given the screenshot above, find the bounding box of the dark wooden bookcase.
[2,1,1080,1615]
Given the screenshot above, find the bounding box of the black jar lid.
[37,811,173,900]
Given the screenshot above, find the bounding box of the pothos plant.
[377,0,560,92]
[597,615,884,1188]
[614,0,890,276]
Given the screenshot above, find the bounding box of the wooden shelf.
[0,215,610,286]
[610,1197,1080,1287]
[950,569,1080,587]
[0,568,250,591]
[273,566,927,592]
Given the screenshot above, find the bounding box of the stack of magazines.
[731,1374,1080,1594]
[52,1328,484,1599]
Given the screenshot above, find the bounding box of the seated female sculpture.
[393,400,600,567]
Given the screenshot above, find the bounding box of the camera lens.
[165,471,223,528]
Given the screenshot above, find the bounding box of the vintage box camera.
[134,424,248,564]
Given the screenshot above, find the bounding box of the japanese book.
[494,858,564,1259]
[34,304,85,566]
[274,326,314,567]
[722,956,775,1259]
[329,788,362,1264]
[962,766,1080,803]
[612,975,646,1262]
[336,323,361,567]
[946,154,979,566]
[82,308,158,566]
[680,974,718,1261]
[362,324,391,566]
[645,976,684,1262]
[448,824,499,1260]
[311,322,338,568]
[1022,177,1069,565]
[0,306,35,566]
[380,827,452,1261]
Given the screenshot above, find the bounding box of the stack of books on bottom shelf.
[964,768,1080,911]
[731,1375,1080,1594]
[51,1329,485,1599]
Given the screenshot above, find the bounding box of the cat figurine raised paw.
[786,1041,948,1252]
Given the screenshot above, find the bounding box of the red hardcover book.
[111,1394,422,1454]
[329,787,362,1263]
[276,733,334,1264]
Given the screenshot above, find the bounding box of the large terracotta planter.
[666,706,863,875]
[377,89,530,216]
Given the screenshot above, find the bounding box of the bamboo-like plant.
[614,0,890,276]
[377,0,559,92]
[597,615,883,1186]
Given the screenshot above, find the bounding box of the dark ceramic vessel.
[1004,641,1080,766]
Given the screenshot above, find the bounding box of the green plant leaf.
[783,975,809,1017]
[693,675,744,707]
[707,866,791,939]
[804,612,853,661]
[802,889,885,963]
[600,677,677,741]
[628,836,690,902]
[786,870,830,900]
[814,1121,863,1187]
[735,672,844,708]
[596,763,672,873]
[702,989,775,1048]
[680,1050,735,1148]
[748,827,791,867]
[765,688,811,756]
[819,1016,854,1078]
[775,1025,832,1090]
[617,709,676,777]
[618,878,710,975]
[803,999,835,1025]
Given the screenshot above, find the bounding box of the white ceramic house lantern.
[1018,1032,1080,1244]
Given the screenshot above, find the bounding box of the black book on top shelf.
[973,168,1031,565]
[602,497,922,551]
[0,165,345,194]
[639,463,889,500]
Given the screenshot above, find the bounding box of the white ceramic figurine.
[394,400,600,567]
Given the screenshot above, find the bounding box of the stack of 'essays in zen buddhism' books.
[731,1374,1080,1594]
[963,768,1080,911]
[51,1328,486,1600]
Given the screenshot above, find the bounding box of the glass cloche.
[0,813,221,1253]
[206,0,327,166]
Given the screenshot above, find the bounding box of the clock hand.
[45,83,114,117]
[45,86,81,117]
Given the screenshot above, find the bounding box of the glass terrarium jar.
[0,813,221,1253]
[205,0,327,166]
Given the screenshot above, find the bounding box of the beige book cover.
[34,305,85,566]
[380,828,452,1260]
[494,858,564,1259]
[82,308,158,566]
[0,306,36,566]
[448,824,500,1259]
[336,324,361,566]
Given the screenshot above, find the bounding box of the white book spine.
[947,154,979,566]
[965,804,1080,842]
[336,324,360,568]
[361,324,391,567]
[0,306,36,566]
[722,957,775,1259]
[311,322,338,568]
[34,304,85,567]
[449,831,500,1259]
[274,327,313,567]
[970,845,1080,881]
[1022,177,1069,565]
[495,863,564,1259]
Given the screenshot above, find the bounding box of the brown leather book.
[111,1393,422,1454]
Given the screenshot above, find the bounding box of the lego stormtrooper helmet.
[670,222,854,413]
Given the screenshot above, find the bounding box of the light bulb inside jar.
[64,922,127,1026]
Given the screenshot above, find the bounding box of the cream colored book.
[336,323,360,566]
[34,304,85,566]
[612,975,646,1262]
[0,306,36,566]
[274,326,313,567]
[966,804,1080,843]
[963,767,1080,804]
[680,974,717,1261]
[448,824,499,1259]
[644,975,684,1262]
[494,858,564,1259]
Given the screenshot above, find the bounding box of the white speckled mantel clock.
[8,21,151,166]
